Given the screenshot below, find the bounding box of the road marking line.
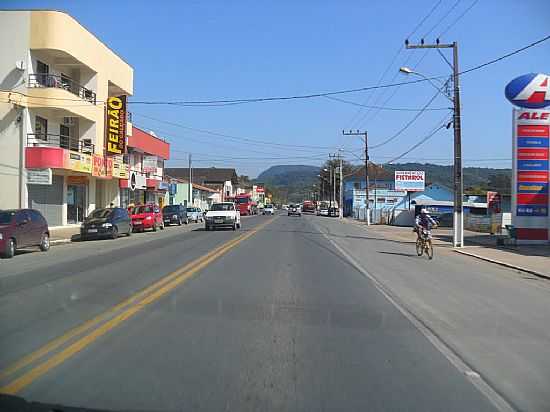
[0,218,275,395]
[0,218,273,385]
[0,235,243,381]
[309,217,516,412]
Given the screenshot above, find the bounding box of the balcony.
[29,73,97,104]
[27,133,95,154]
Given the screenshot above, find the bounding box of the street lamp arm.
[400,67,453,103]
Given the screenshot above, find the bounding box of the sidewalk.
[346,219,550,279]
[49,225,81,244]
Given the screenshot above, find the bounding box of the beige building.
[0,10,133,226]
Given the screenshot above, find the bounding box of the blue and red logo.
[505,73,550,108]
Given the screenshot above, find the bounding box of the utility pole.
[405,39,463,247]
[342,130,370,225]
[338,149,343,219]
[188,153,192,207]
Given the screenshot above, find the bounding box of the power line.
[461,34,550,75]
[133,112,340,150]
[385,113,452,164]
[346,0,443,128]
[184,154,328,162]
[323,95,450,111]
[368,90,446,149]
[0,35,550,114]
[356,0,465,128]
[0,33,547,107]
[421,0,461,39]
[438,0,480,37]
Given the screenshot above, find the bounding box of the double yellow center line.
[0,217,274,395]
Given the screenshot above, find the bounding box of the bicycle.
[415,226,434,260]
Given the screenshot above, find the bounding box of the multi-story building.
[119,126,170,208]
[0,10,133,226]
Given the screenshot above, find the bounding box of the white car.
[263,204,274,215]
[204,202,241,231]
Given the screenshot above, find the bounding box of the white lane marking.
[307,216,516,412]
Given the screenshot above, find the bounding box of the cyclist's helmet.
[420,208,427,214]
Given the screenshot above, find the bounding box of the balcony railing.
[29,73,97,104]
[27,133,95,154]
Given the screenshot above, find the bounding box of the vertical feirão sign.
[105,95,127,155]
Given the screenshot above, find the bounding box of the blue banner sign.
[517,205,548,216]
[517,137,549,148]
[517,159,549,171]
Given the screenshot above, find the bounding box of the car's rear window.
[0,211,15,224]
[163,206,178,213]
[211,203,234,211]
[89,209,112,218]
[135,206,153,213]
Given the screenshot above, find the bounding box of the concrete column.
[62,175,68,225]
[88,176,96,215]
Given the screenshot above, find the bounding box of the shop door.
[28,175,63,226]
[67,185,86,223]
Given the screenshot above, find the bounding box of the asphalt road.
[0,213,504,411]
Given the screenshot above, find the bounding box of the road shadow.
[377,251,418,258]
[260,227,416,245]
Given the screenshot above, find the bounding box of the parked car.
[319,208,329,216]
[0,209,50,258]
[187,207,204,223]
[328,207,339,217]
[162,204,188,226]
[81,207,132,240]
[288,204,301,216]
[131,204,164,232]
[204,202,241,231]
[263,204,274,215]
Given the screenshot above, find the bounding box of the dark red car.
[130,204,164,232]
[0,209,50,258]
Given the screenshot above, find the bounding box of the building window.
[35,116,48,141]
[36,60,49,86]
[377,197,386,203]
[354,182,360,189]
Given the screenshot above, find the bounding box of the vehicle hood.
[83,217,108,225]
[206,211,236,217]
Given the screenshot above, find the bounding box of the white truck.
[204,202,241,231]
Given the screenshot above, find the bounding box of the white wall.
[0,11,30,209]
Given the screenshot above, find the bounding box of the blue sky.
[6,0,549,177]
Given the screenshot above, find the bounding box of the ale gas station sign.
[506,73,550,243]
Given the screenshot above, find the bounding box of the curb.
[50,239,73,246]
[454,249,550,280]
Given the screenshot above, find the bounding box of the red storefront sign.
[92,155,113,179]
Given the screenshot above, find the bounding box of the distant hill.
[382,163,512,194]
[255,163,512,203]
[256,165,319,186]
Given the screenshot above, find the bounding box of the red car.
[130,204,164,232]
[0,209,50,258]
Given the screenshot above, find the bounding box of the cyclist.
[414,208,437,240]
